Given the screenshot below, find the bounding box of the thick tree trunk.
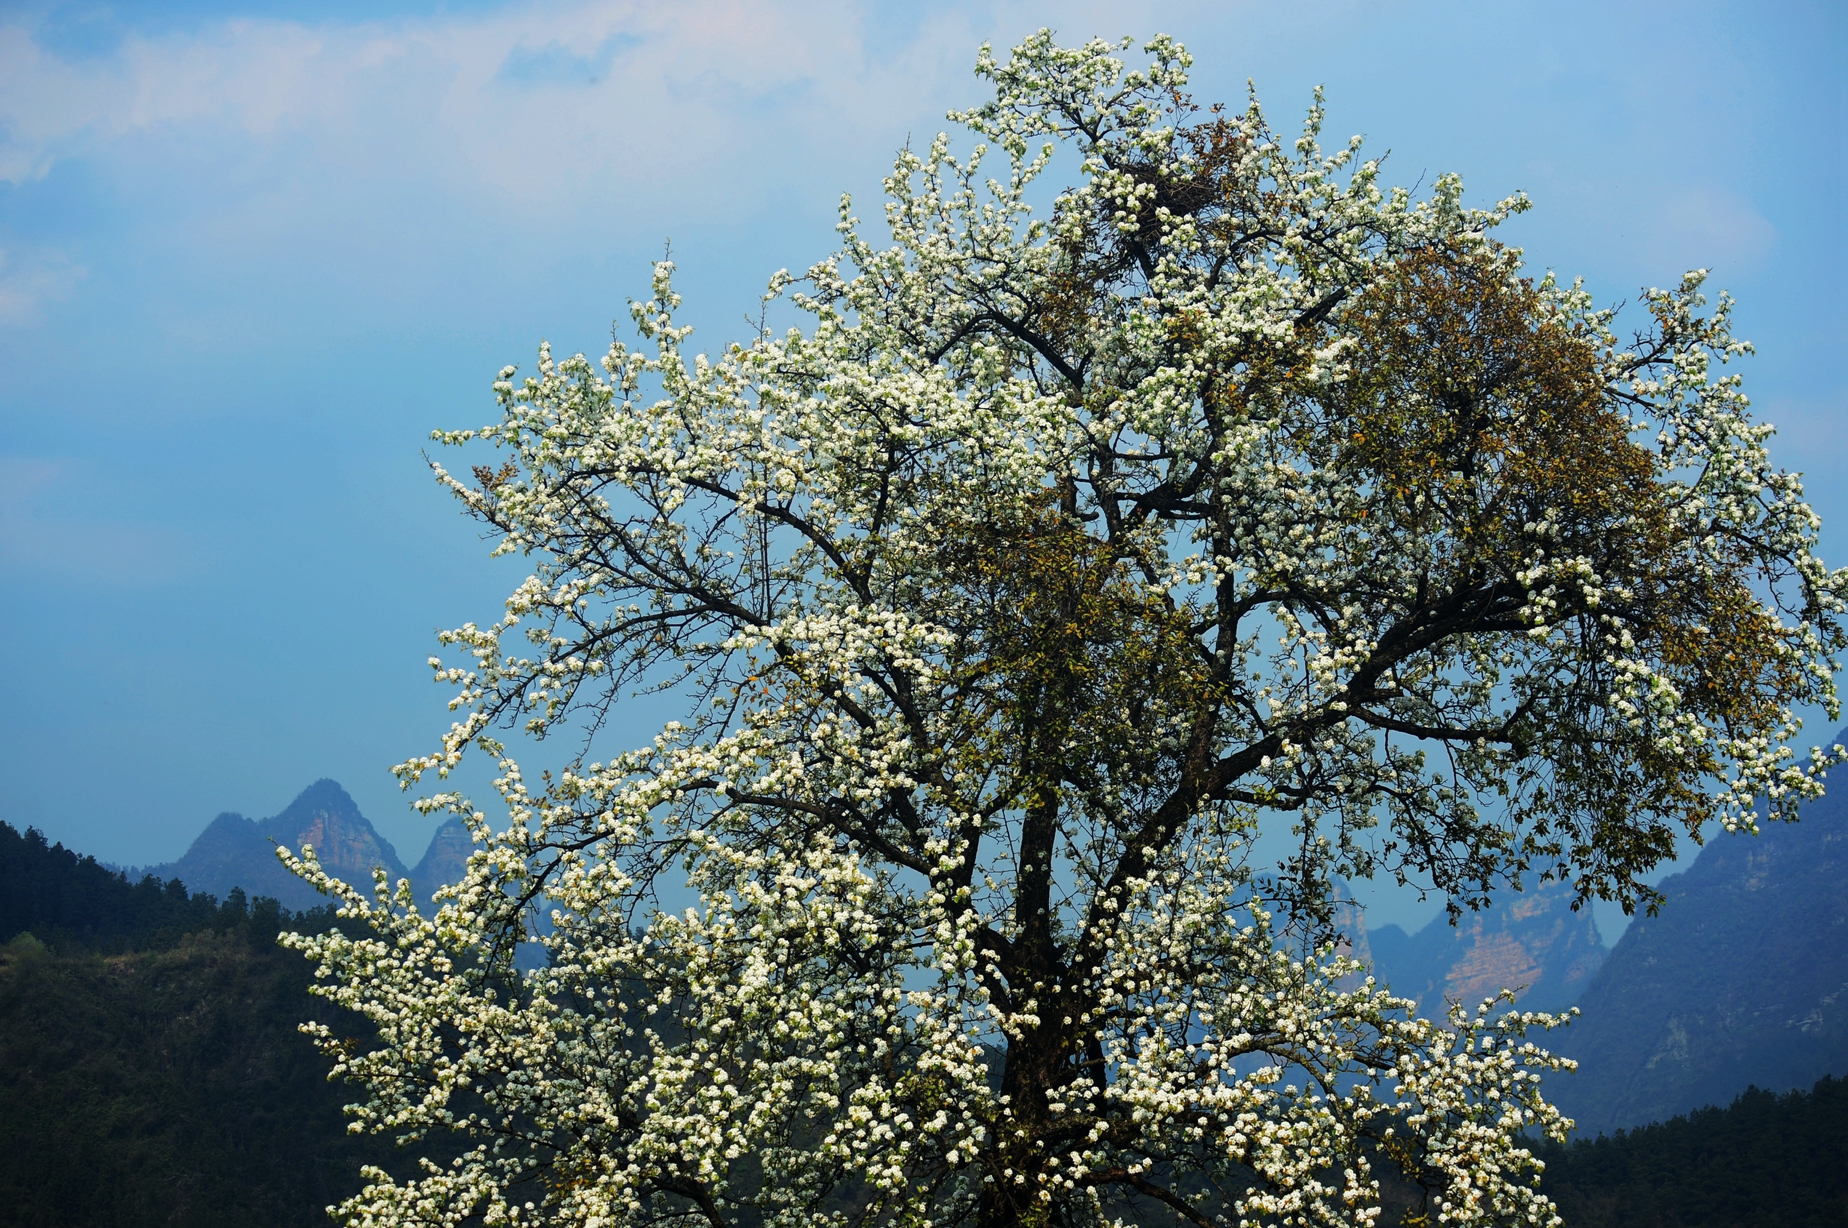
[977,1030,1053,1228]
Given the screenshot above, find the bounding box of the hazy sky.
[0,0,1841,936]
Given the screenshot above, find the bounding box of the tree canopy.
[282,32,1845,1228]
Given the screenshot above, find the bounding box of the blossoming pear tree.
[279,32,1845,1228]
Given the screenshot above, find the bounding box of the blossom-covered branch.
[282,30,1843,1228]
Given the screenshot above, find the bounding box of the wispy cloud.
[1647,185,1779,279]
[0,245,84,323]
[0,2,1010,223]
[495,29,645,87]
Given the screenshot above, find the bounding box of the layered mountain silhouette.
[1365,880,1607,1018]
[137,768,1847,1136]
[1347,778,1848,1135]
[1548,770,1848,1135]
[139,780,472,912]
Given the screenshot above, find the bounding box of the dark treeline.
[0,819,319,951]
[1537,1076,1848,1227]
[0,819,399,1228]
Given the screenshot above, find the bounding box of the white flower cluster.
[281,30,1841,1228]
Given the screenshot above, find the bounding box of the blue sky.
[0,0,1841,936]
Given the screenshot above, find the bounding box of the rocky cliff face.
[261,780,407,889]
[410,818,474,908]
[141,781,466,913]
[1548,772,1848,1136]
[1365,880,1607,1019]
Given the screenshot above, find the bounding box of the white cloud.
[0,2,1020,220]
[0,244,84,323]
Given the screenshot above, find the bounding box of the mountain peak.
[144,781,406,911]
[274,778,359,819]
[411,817,475,907]
[140,783,478,913]
[255,780,406,883]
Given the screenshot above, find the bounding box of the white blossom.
[281,31,1842,1228]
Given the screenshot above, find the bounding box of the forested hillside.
[1539,1076,1848,1227]
[0,929,398,1227]
[1,820,262,950]
[0,818,411,1228]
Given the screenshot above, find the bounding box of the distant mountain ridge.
[1365,880,1607,1018]
[139,780,470,912]
[1348,777,1848,1136]
[151,781,1608,996]
[133,768,1848,1138]
[1548,760,1848,1135]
